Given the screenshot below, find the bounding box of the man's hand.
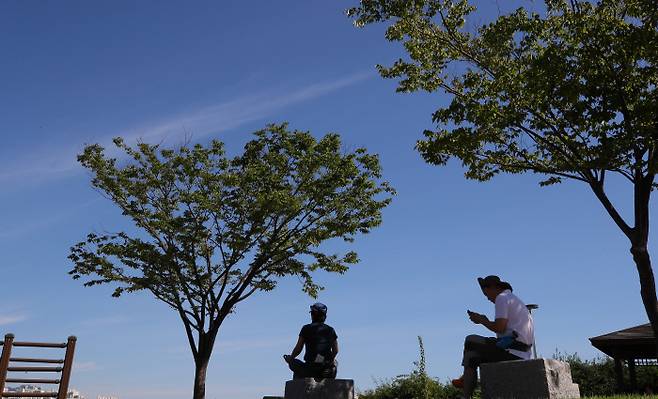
[283,354,293,364]
[467,310,489,325]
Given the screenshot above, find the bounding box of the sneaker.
[451,377,464,388]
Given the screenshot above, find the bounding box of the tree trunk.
[630,172,658,355]
[193,351,210,399]
[191,326,221,399]
[630,243,658,354]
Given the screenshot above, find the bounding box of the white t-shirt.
[494,289,534,359]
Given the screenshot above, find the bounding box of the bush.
[554,352,617,396]
[358,337,468,399]
[554,351,658,396]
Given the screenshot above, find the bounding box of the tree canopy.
[349,0,658,196]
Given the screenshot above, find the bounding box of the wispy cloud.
[119,384,279,399]
[79,314,130,328]
[0,314,27,326]
[122,70,372,144]
[0,198,99,240]
[160,337,289,356]
[119,387,190,398]
[74,361,98,372]
[0,71,372,186]
[216,336,289,353]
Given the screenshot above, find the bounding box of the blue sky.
[0,1,652,398]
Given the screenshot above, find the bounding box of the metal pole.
[526,304,539,359]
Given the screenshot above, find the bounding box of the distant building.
[67,389,85,399]
[5,386,85,399]
[5,385,48,399]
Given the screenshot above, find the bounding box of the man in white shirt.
[452,275,535,399]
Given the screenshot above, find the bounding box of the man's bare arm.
[331,340,339,360]
[468,311,508,334]
[482,318,507,334]
[290,336,304,358]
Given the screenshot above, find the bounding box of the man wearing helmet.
[283,302,339,379]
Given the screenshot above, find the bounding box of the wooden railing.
[0,334,76,399]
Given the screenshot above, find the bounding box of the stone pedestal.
[480,358,580,399]
[284,378,354,399]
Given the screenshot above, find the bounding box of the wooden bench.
[0,334,76,398]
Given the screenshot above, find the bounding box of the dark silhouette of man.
[283,302,339,379]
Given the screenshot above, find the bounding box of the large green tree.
[68,124,394,399]
[349,0,658,344]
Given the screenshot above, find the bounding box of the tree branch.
[589,180,633,238]
[177,305,199,359]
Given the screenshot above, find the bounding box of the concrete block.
[480,358,580,399]
[284,378,354,399]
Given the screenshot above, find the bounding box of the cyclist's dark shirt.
[299,322,337,363]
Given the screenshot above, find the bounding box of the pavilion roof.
[589,324,656,360]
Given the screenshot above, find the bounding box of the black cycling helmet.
[310,302,327,314]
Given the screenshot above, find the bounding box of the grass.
[588,396,651,398]
[493,396,651,399]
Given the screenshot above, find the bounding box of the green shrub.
[554,351,658,396]
[554,352,617,396]
[358,337,468,399]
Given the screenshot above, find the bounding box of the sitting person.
[283,302,338,379]
[452,275,535,399]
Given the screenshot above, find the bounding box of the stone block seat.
[284,378,354,399]
[480,358,580,399]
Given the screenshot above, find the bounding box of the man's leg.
[458,334,523,398]
[319,360,337,379]
[458,335,490,398]
[462,366,477,399]
[329,360,338,378]
[288,359,310,379]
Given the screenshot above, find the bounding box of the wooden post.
[614,358,625,393]
[57,336,76,399]
[628,359,637,392]
[0,334,14,395]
